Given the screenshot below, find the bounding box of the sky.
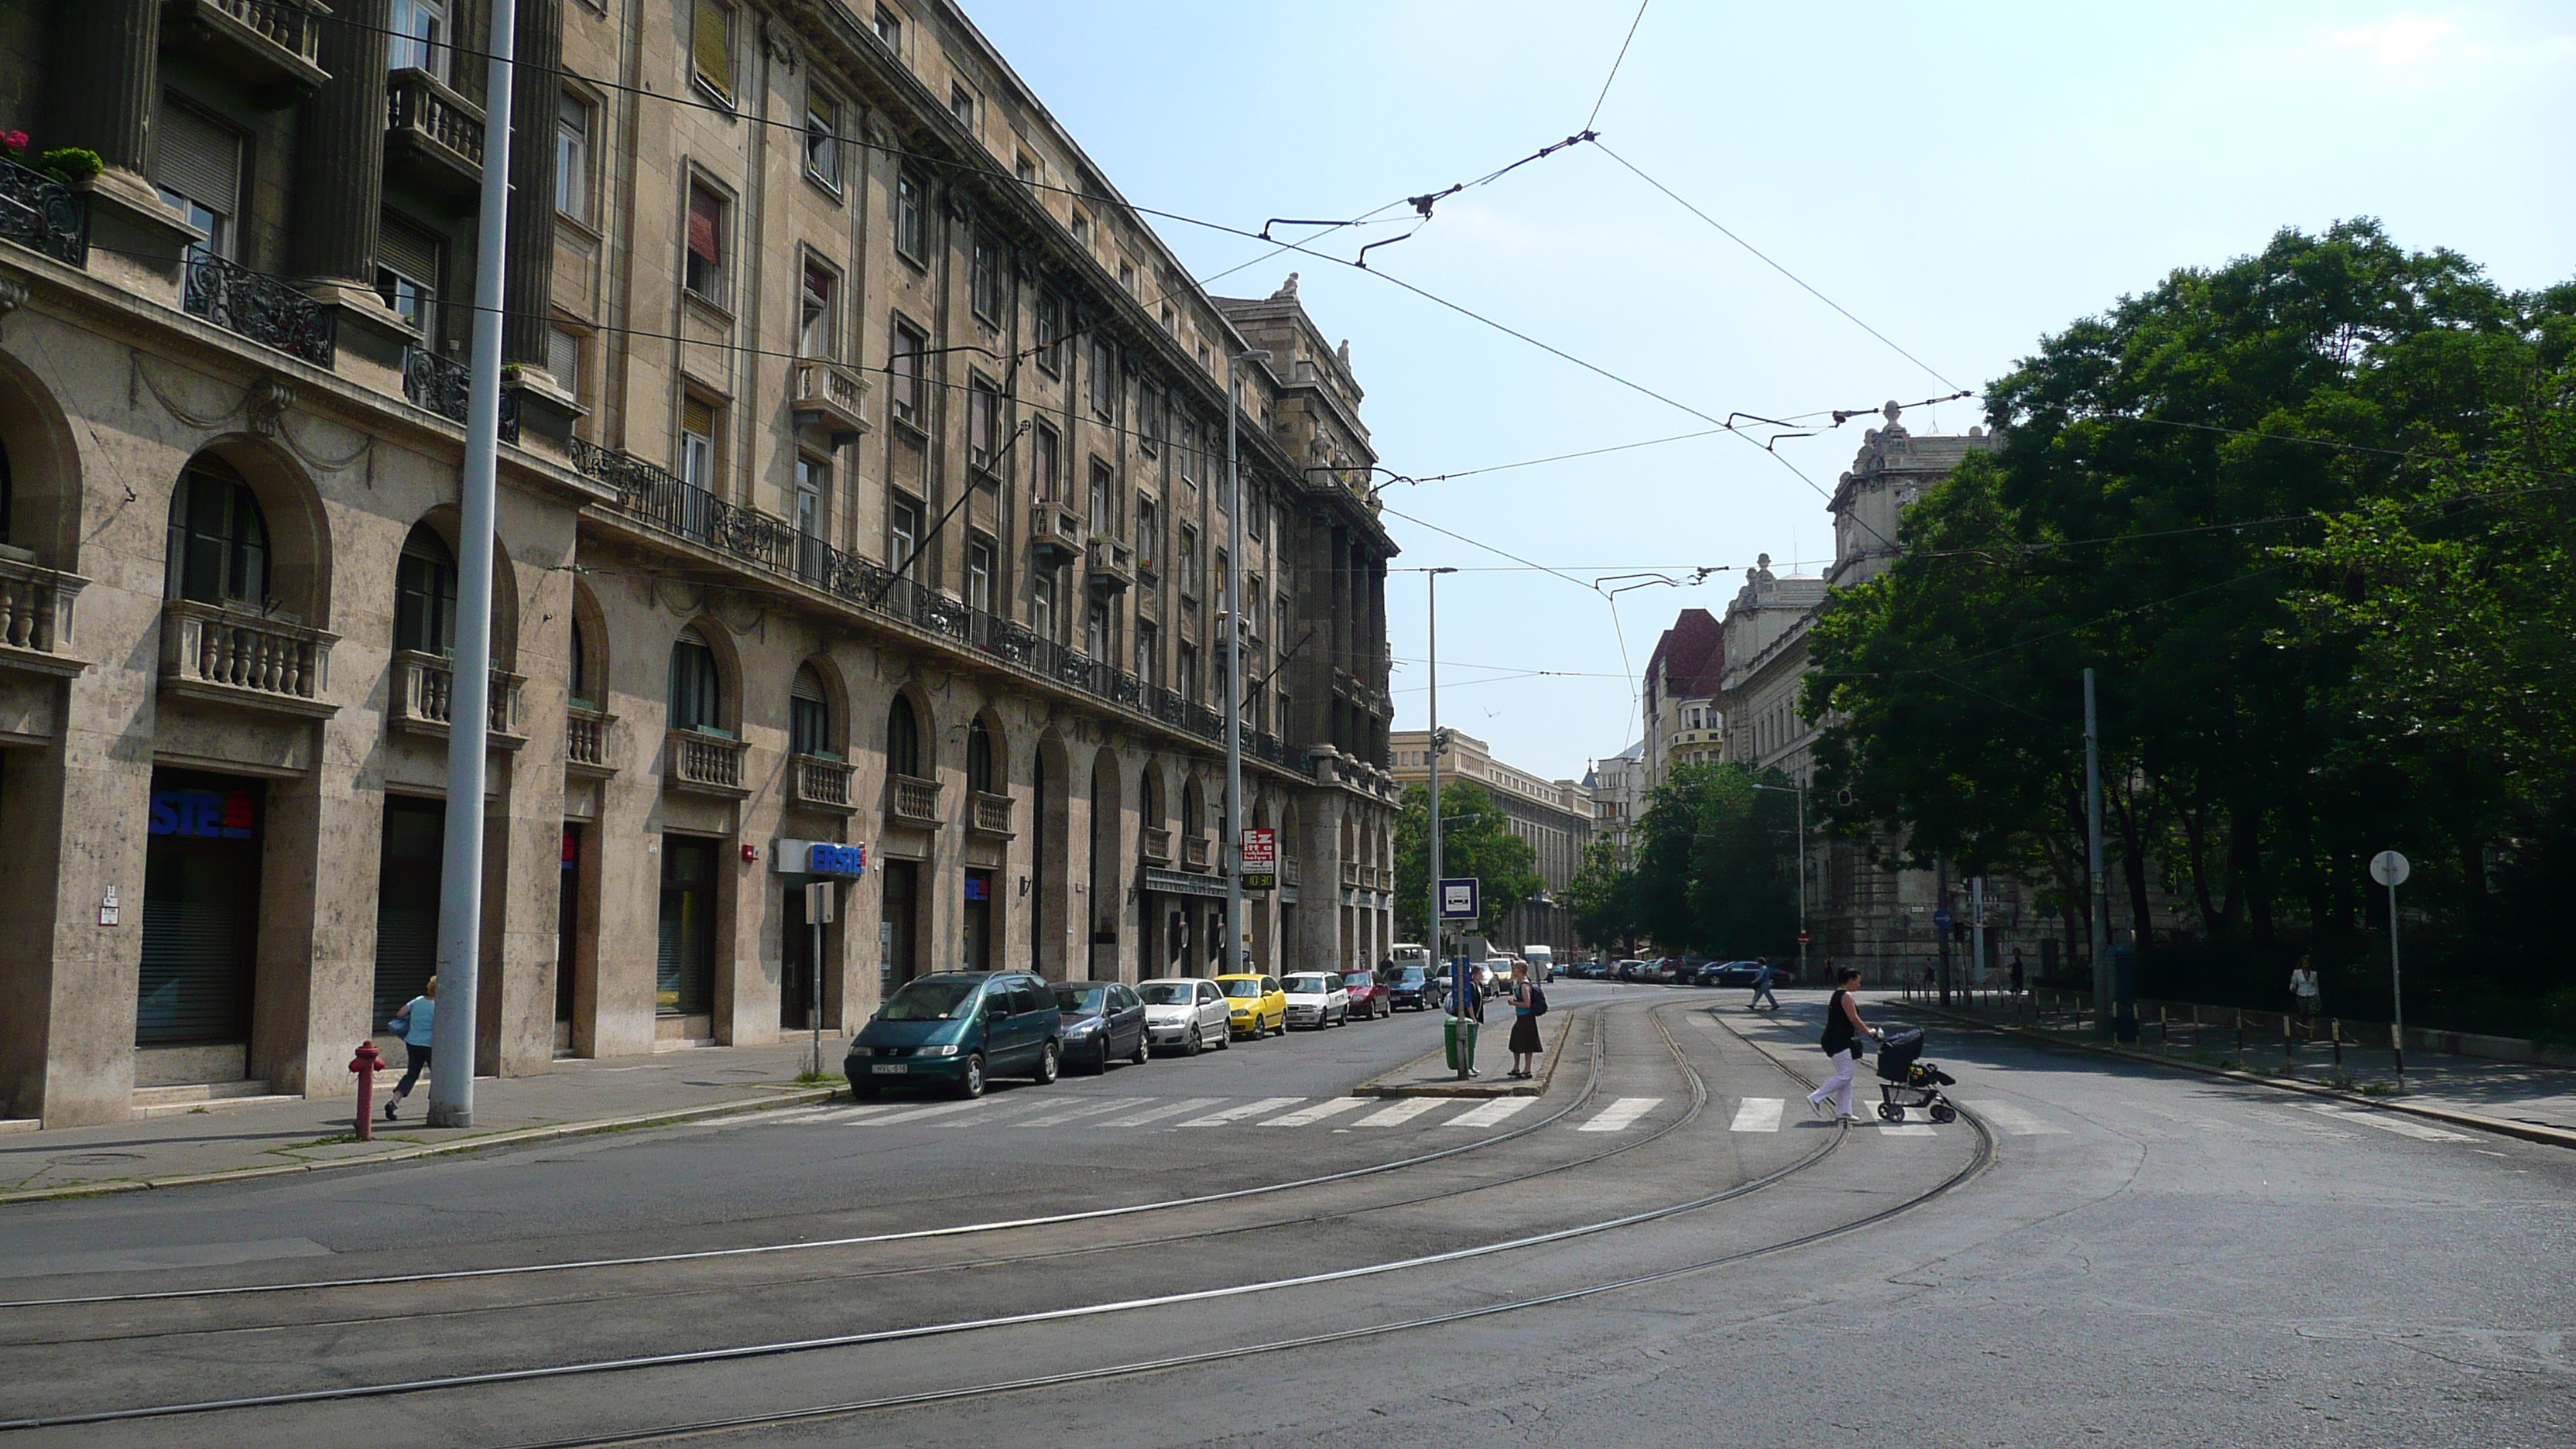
[959,1,2576,785]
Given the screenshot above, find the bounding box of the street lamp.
[1224,348,1269,981]
[1750,780,1808,983]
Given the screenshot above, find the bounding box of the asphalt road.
[4,984,2571,1448]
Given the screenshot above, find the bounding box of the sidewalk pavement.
[1874,991,2576,1146]
[0,1037,848,1206]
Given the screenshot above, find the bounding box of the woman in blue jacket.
[385,977,437,1121]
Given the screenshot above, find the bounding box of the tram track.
[0,1001,1994,1439]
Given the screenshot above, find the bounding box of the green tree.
[1392,780,1542,944]
[1562,838,1642,955]
[1629,762,1799,957]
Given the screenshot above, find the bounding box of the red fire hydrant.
[350,1041,385,1141]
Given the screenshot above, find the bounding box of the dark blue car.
[846,971,1062,1099]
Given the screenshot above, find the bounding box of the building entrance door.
[962,868,994,972]
[656,835,717,1017]
[556,824,582,1034]
[881,858,919,989]
[372,795,444,1034]
[139,770,265,1053]
[783,884,814,1029]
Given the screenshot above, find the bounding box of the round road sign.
[2369,850,2411,888]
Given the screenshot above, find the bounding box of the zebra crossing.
[762,1091,2026,1138]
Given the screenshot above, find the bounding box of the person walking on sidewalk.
[385,977,437,1122]
[2289,957,2321,1022]
[2009,951,2026,996]
[1749,957,1782,1012]
[1807,968,1879,1123]
[1506,963,1545,1078]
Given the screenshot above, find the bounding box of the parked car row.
[1562,957,1798,988]
[846,964,1414,1099]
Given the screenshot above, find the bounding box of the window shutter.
[152,100,242,214]
[687,189,721,264]
[693,1,733,91]
[791,668,824,704]
[683,396,716,438]
[546,327,581,392]
[379,212,441,287]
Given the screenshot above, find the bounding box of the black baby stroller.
[1873,1026,1958,1124]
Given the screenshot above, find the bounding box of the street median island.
[1355,1005,1578,1098]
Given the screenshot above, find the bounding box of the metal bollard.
[349,1041,385,1141]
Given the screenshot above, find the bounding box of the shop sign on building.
[1239,827,1276,892]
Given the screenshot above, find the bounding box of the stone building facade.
[0,0,1397,1127]
[1388,728,1590,955]
[1639,607,1722,793]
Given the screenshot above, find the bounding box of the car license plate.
[871,1064,908,1074]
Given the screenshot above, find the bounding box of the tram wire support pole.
[2371,850,2411,1093]
[1418,567,1461,1069]
[428,0,516,1129]
[1225,348,1268,984]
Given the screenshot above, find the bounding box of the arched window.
[668,625,724,735]
[166,459,270,606]
[568,618,594,707]
[887,694,922,778]
[1139,769,1160,826]
[393,523,458,655]
[1182,779,1204,836]
[965,717,996,793]
[790,665,833,758]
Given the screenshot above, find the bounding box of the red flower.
[0,131,29,154]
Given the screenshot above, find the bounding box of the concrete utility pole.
[2084,667,2109,1037]
[429,0,516,1129]
[1222,348,1266,980]
[1424,568,1456,959]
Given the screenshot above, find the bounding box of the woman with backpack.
[1507,962,1547,1079]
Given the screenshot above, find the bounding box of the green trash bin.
[1444,1015,1479,1072]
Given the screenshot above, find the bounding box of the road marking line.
[1878,1122,1937,1137]
[851,1098,999,1126]
[1577,1097,1661,1132]
[804,1105,897,1125]
[1012,1098,1148,1128]
[1182,1097,1305,1127]
[1444,1098,1538,1128]
[2304,1104,2474,1142]
[1261,1098,1372,1127]
[2244,1108,2355,1139]
[1973,1102,2065,1136]
[1100,1098,1225,1128]
[1355,1098,1446,1127]
[1728,1098,1783,1133]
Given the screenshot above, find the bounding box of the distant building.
[1584,741,1645,864]
[1640,608,1725,793]
[1389,730,1591,955]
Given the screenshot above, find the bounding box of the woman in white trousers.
[1808,967,1878,1122]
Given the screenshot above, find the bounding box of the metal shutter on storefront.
[150,98,242,214]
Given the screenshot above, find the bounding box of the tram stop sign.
[1438,878,1481,920]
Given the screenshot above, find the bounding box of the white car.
[1282,971,1350,1029]
[1139,977,1231,1056]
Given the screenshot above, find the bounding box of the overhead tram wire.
[1585,0,1656,132]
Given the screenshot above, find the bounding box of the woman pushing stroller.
[1807,967,1882,1124]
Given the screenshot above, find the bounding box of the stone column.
[291,0,392,287]
[502,0,563,368]
[45,0,157,185]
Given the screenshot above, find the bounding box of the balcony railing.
[790,358,871,441]
[402,346,519,440]
[1029,502,1084,568]
[1086,536,1136,594]
[0,556,88,673]
[204,0,321,62]
[0,156,87,269]
[386,649,525,748]
[385,67,486,188]
[1342,862,1362,888]
[566,704,616,776]
[183,252,335,366]
[1139,826,1173,865]
[665,728,749,797]
[172,0,327,93]
[1182,833,1214,872]
[789,752,857,814]
[159,600,336,717]
[1281,858,1300,888]
[567,440,1321,779]
[967,789,1015,837]
[888,772,943,826]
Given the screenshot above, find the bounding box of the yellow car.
[1215,974,1287,1039]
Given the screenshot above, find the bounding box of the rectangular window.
[390,0,451,81]
[152,98,242,259]
[555,92,591,221]
[1084,598,1111,660]
[1177,526,1197,600]
[799,258,836,358]
[949,83,975,128]
[805,89,841,190]
[1070,210,1089,244]
[889,318,927,426]
[1089,337,1116,419]
[1015,152,1038,186]
[1248,488,1263,540]
[1137,385,1160,451]
[1035,292,1067,376]
[873,4,900,49]
[1031,420,1061,500]
[794,455,828,536]
[889,494,922,574]
[1214,550,1230,615]
[1088,459,1115,537]
[791,690,831,759]
[692,0,735,100]
[679,396,718,490]
[894,173,927,262]
[1177,643,1199,703]
[546,325,583,396]
[970,234,1004,324]
[1246,574,1263,637]
[1118,259,1136,294]
[1136,496,1158,573]
[1136,622,1158,690]
[1031,567,1057,640]
[684,183,726,302]
[966,539,995,615]
[967,377,1002,473]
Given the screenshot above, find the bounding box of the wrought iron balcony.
[665,728,750,798]
[0,555,89,677]
[401,346,520,440]
[567,704,617,776]
[789,752,858,814]
[385,67,485,198]
[385,649,526,748]
[183,252,334,365]
[790,358,871,444]
[167,0,329,97]
[1085,536,1136,594]
[159,600,336,718]
[0,157,87,269]
[887,772,943,827]
[1182,833,1215,873]
[1029,502,1084,569]
[1139,825,1173,865]
[968,789,1014,837]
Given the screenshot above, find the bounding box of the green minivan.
[845,971,1062,1099]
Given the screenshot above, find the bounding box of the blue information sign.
[1932,908,1955,931]
[1438,877,1481,920]
[806,842,867,877]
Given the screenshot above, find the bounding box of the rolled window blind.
[152,98,242,215]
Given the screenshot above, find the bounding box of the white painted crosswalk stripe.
[852,1098,999,1126]
[1261,1098,1371,1127]
[1879,1122,1937,1136]
[1355,1098,1445,1128]
[1181,1097,1305,1127]
[1012,1098,1147,1128]
[1728,1098,1783,1133]
[1099,1098,1224,1128]
[2304,1103,2474,1142]
[1973,1102,2066,1136]
[1577,1097,1661,1132]
[1444,1098,1537,1129]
